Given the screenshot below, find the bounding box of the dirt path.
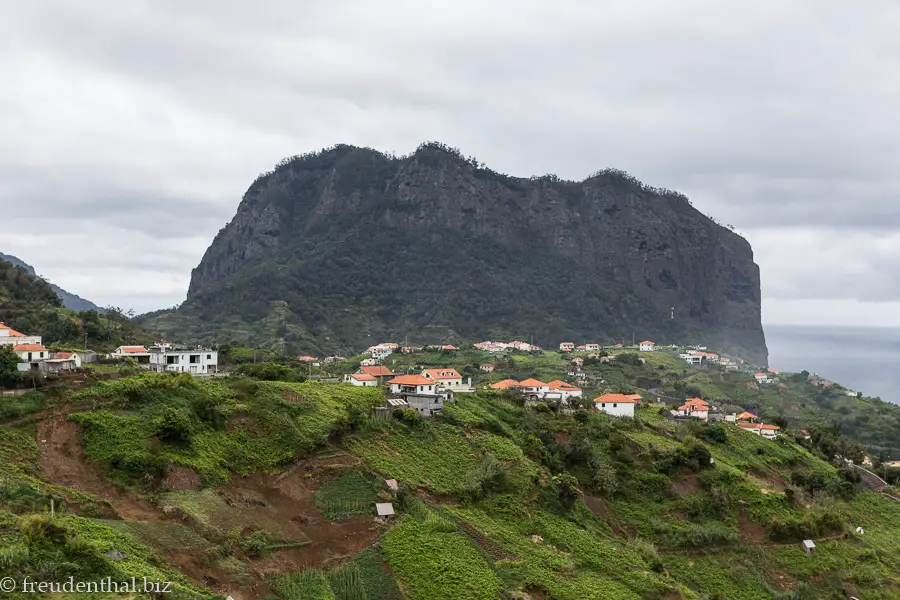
[35,412,163,521]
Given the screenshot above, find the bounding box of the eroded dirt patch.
[738,507,767,543]
[672,475,703,495]
[35,413,162,521]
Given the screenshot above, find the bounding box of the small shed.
[385,479,399,492]
[802,539,816,554]
[375,502,395,522]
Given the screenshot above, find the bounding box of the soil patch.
[583,495,634,536]
[35,412,162,521]
[162,466,202,492]
[750,471,786,493]
[672,475,703,495]
[738,507,767,543]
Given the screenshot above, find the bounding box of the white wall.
[596,401,635,417]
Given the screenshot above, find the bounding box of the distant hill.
[140,142,768,364]
[0,252,102,312]
[0,257,153,350]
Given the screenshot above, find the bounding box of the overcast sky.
[2,0,899,327]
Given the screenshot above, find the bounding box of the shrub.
[552,473,583,508]
[153,407,194,445]
[241,530,271,558]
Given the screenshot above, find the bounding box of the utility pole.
[632,333,635,346]
[84,331,88,351]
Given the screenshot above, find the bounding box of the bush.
[241,530,271,558]
[552,473,583,508]
[153,407,194,445]
[768,511,844,543]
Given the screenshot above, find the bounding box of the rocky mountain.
[142,142,767,363]
[0,252,102,312]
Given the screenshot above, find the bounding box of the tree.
[0,345,21,387]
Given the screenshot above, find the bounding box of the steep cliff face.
[151,143,767,363]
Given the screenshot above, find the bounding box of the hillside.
[139,142,767,364]
[2,367,899,599]
[0,252,102,312]
[0,259,154,351]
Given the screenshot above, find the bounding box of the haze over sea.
[765,324,899,406]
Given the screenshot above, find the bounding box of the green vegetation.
[0,362,899,598]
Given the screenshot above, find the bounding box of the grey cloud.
[2,0,900,320]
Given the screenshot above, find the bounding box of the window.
[613,403,617,408]
[601,403,606,408]
[207,354,211,360]
[189,355,200,364]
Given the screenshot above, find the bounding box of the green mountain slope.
[0,252,102,312]
[139,142,767,364]
[2,369,898,599]
[0,258,154,351]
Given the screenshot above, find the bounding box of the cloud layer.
[2,0,898,324]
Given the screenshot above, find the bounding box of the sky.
[2,0,899,326]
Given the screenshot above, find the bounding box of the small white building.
[737,422,781,440]
[479,363,495,372]
[639,341,656,352]
[547,380,583,401]
[0,322,42,346]
[345,373,377,387]
[149,347,218,375]
[593,393,637,418]
[559,342,575,352]
[111,346,151,363]
[369,345,393,361]
[585,343,600,352]
[52,352,86,368]
[754,372,774,384]
[388,375,438,395]
[422,368,472,391]
[13,343,48,362]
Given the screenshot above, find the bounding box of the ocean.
[765,324,900,405]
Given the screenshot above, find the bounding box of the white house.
[52,351,84,368]
[639,341,656,352]
[677,398,709,420]
[360,358,378,366]
[593,393,637,418]
[111,346,152,363]
[13,343,48,362]
[0,322,42,346]
[149,347,218,375]
[548,380,583,402]
[368,345,393,360]
[585,343,600,352]
[388,374,438,395]
[738,422,781,440]
[479,363,495,372]
[559,342,575,352]
[422,368,472,391]
[345,373,377,387]
[754,372,773,384]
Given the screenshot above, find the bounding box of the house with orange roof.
[110,345,151,363]
[548,380,584,401]
[489,379,521,390]
[559,342,575,352]
[0,322,42,346]
[754,372,774,384]
[738,422,781,440]
[13,343,48,362]
[388,375,438,395]
[387,374,454,416]
[345,373,378,387]
[593,393,637,418]
[479,363,495,373]
[422,368,473,392]
[639,341,656,352]
[585,344,600,352]
[736,411,758,422]
[676,397,710,420]
[298,355,317,362]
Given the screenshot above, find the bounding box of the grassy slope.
[0,368,899,599]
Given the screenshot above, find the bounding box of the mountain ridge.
[0,252,102,312]
[142,142,768,363]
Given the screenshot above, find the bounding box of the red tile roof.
[518,378,546,387]
[736,411,758,420]
[423,368,461,380]
[490,379,520,390]
[548,380,580,391]
[359,366,395,377]
[13,344,46,352]
[298,355,317,361]
[120,346,147,353]
[0,322,26,336]
[594,393,638,404]
[351,373,376,381]
[640,340,655,345]
[388,375,433,386]
[54,352,73,359]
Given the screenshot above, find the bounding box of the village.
[0,321,858,447]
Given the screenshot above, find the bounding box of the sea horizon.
[764,323,899,405]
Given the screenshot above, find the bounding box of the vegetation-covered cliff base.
[1,372,899,599]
